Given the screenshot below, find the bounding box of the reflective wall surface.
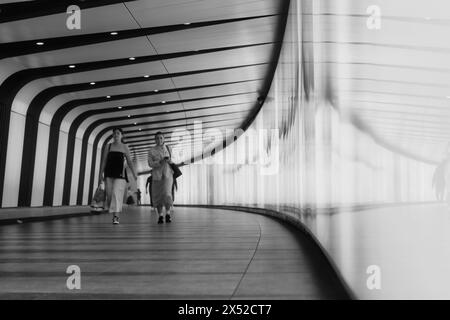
[174,0,450,299]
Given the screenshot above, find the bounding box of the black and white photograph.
[0,0,449,306]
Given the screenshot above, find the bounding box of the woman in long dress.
[99,128,137,224]
[147,132,174,224]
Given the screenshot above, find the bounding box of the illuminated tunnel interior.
[1,0,449,300]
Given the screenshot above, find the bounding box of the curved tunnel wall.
[174,0,446,299]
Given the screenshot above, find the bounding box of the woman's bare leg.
[156,205,164,217]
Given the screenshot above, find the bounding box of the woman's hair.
[112,127,125,143]
[155,131,163,137]
[113,127,124,135]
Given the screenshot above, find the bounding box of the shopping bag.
[91,182,106,212]
[126,194,135,205]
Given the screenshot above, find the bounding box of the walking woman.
[148,131,174,224]
[99,128,137,224]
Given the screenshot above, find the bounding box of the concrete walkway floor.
[0,206,349,299]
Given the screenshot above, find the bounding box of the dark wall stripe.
[120,118,243,145]
[125,122,240,145]
[129,137,209,150]
[124,122,242,146]
[0,15,275,59]
[0,101,8,206]
[240,1,291,132]
[0,0,137,23]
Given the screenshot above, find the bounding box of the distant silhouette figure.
[445,156,450,207]
[136,188,142,205]
[432,161,446,201]
[434,144,450,205]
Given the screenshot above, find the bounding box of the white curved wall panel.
[2,112,26,207]
[53,132,68,206]
[31,123,50,207]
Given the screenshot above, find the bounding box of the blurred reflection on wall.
[177,0,434,215]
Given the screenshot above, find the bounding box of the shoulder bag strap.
[165,144,172,159]
[121,144,128,180]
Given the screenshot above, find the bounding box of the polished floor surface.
[0,206,348,299]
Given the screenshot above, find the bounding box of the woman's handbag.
[126,195,135,205]
[170,163,182,179]
[165,145,182,179]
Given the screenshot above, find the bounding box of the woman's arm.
[98,144,109,184]
[124,145,138,180]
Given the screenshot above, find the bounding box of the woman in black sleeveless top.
[99,128,137,224]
